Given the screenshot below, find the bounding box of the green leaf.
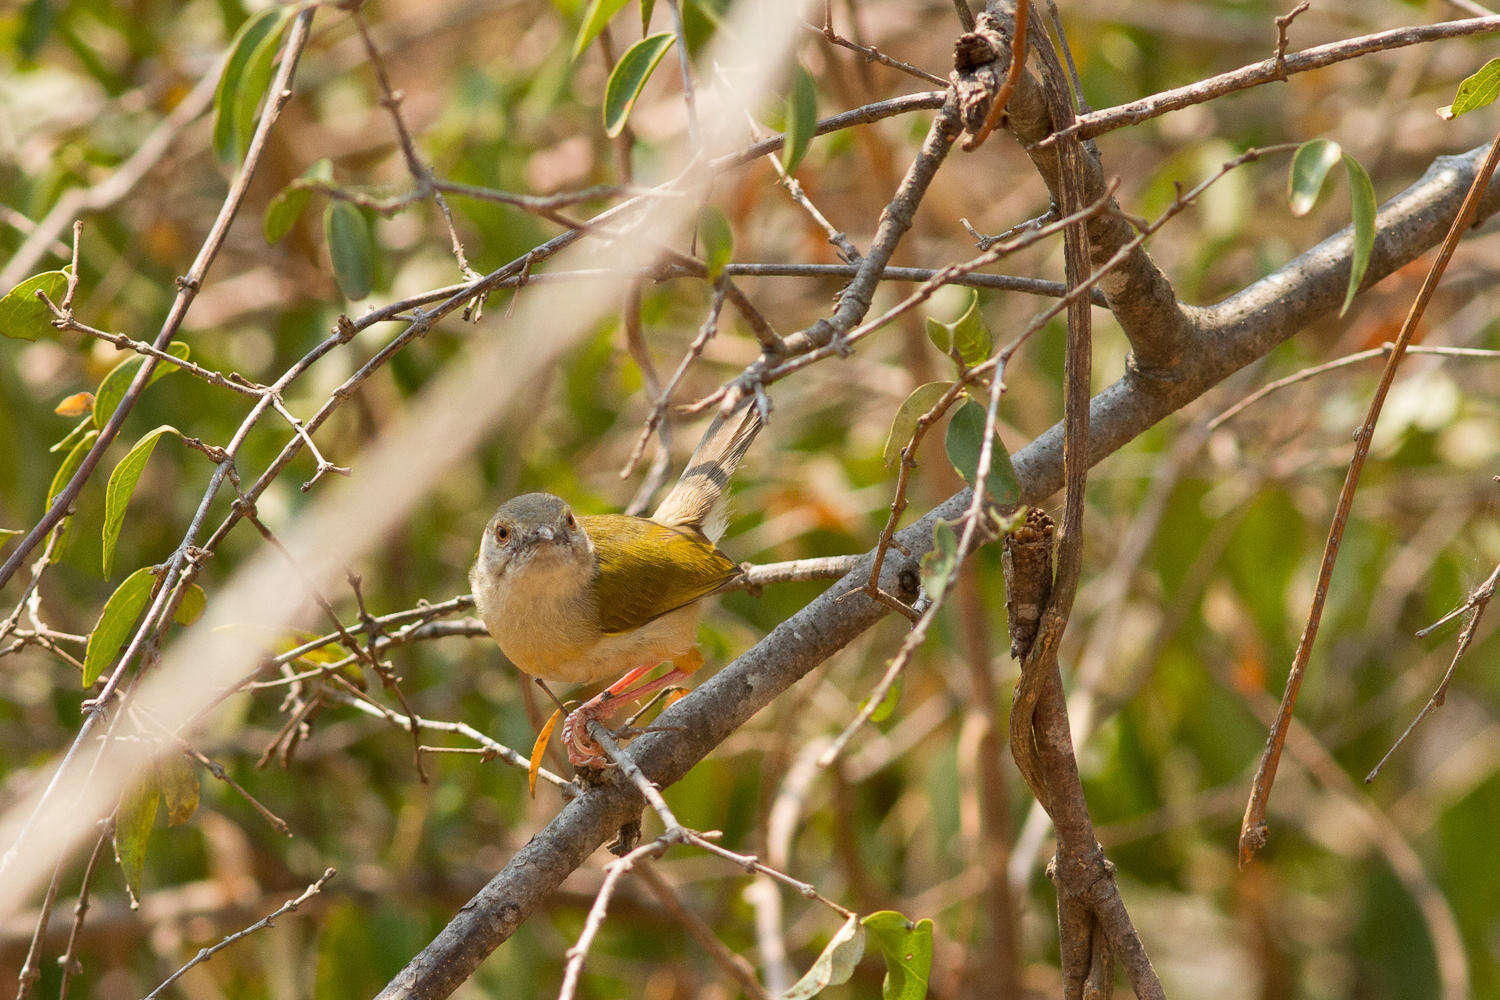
[92,341,190,429]
[868,676,902,724]
[782,65,817,173]
[862,911,934,1000]
[174,583,207,626]
[919,521,959,605]
[1340,153,1376,317]
[264,158,334,243]
[325,202,375,301]
[156,753,200,826]
[1286,139,1342,217]
[51,417,93,454]
[781,913,865,999]
[0,270,68,340]
[602,32,675,138]
[640,0,656,36]
[698,207,734,281]
[1439,58,1500,120]
[212,7,287,162]
[945,401,1021,505]
[102,425,180,577]
[113,777,159,903]
[883,381,954,467]
[83,566,157,686]
[572,0,631,60]
[925,291,991,366]
[48,429,98,508]
[0,528,20,549]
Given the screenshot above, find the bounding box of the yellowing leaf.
[54,391,94,417]
[156,753,200,826]
[603,32,675,138]
[1439,58,1500,120]
[102,425,180,577]
[0,270,68,341]
[173,583,207,626]
[83,566,157,686]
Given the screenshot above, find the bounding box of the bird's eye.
[565,514,576,530]
[495,524,510,542]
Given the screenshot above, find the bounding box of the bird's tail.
[652,405,762,540]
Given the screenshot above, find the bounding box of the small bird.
[470,407,760,767]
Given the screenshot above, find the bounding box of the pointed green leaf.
[102,425,180,577]
[264,158,334,243]
[83,566,157,686]
[325,202,375,301]
[602,32,675,138]
[926,291,990,366]
[48,429,98,507]
[573,0,631,60]
[156,753,200,826]
[640,0,656,36]
[1439,58,1500,120]
[173,583,207,626]
[92,341,190,429]
[781,913,865,999]
[862,911,934,1000]
[113,777,159,903]
[1287,139,1342,217]
[782,65,817,173]
[919,520,959,605]
[945,401,1020,504]
[231,9,290,162]
[698,206,734,281]
[1340,153,1376,317]
[212,7,287,162]
[0,270,68,340]
[51,417,93,454]
[883,381,954,467]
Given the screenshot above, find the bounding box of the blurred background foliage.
[2,0,1500,997]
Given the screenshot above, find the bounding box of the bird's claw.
[561,705,612,769]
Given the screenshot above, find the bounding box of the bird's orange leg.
[563,650,704,767]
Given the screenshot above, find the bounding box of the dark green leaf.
[51,417,93,454]
[883,381,954,467]
[212,7,287,162]
[782,65,817,173]
[1439,58,1500,120]
[1340,153,1376,317]
[325,202,375,301]
[114,777,159,902]
[174,583,207,626]
[48,429,97,508]
[640,0,657,36]
[573,0,631,60]
[944,401,1021,504]
[925,291,990,366]
[862,911,934,1000]
[919,521,959,605]
[102,425,180,577]
[0,270,68,341]
[1287,139,1342,217]
[264,158,334,243]
[156,753,200,826]
[92,341,190,429]
[782,913,865,999]
[83,566,157,687]
[231,10,289,162]
[602,32,675,138]
[698,207,734,281]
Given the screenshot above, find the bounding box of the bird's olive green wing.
[581,514,738,635]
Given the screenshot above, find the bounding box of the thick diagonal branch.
[376,141,1500,1000]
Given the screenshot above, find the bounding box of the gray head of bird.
[472,492,594,588]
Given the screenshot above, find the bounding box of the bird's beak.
[530,525,555,544]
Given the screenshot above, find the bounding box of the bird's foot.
[561,696,615,769]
